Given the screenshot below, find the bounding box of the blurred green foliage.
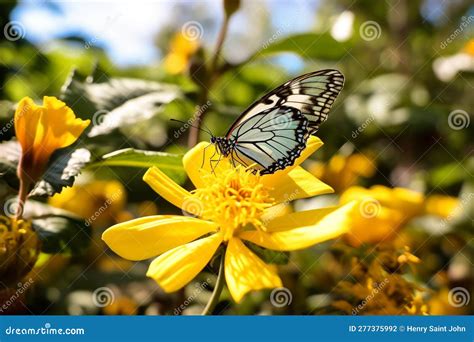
[0,0,472,315]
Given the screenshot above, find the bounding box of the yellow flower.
[332,245,427,315]
[340,185,459,246]
[14,96,90,183]
[49,180,126,227]
[428,288,469,315]
[164,32,200,74]
[103,295,138,315]
[463,39,474,56]
[0,216,40,289]
[423,195,460,218]
[308,153,375,192]
[103,137,357,302]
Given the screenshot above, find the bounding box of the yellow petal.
[41,96,90,150]
[262,166,333,203]
[343,206,404,247]
[341,185,425,220]
[102,215,218,261]
[14,96,89,180]
[424,195,460,218]
[183,141,210,188]
[239,202,357,251]
[183,141,232,188]
[14,97,41,152]
[143,166,191,209]
[147,233,222,292]
[225,237,282,303]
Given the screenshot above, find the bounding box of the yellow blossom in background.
[424,195,460,218]
[333,245,427,315]
[428,288,469,315]
[164,32,200,74]
[463,39,474,56]
[14,96,90,183]
[103,295,138,315]
[0,216,40,289]
[49,180,126,227]
[308,153,375,192]
[103,137,358,302]
[340,185,459,247]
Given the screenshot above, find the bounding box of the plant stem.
[202,251,226,315]
[209,14,229,77]
[187,11,231,148]
[187,88,210,148]
[16,177,29,220]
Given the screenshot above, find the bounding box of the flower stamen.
[192,165,274,241]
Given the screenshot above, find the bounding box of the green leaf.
[429,161,471,188]
[0,100,15,142]
[92,148,186,184]
[31,146,91,197]
[61,69,183,137]
[24,200,83,220]
[0,140,21,190]
[258,33,350,60]
[0,140,20,175]
[0,140,91,196]
[245,241,290,265]
[32,215,91,255]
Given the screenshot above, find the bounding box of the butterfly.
[208,69,344,175]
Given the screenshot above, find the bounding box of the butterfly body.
[210,69,344,175]
[211,136,235,157]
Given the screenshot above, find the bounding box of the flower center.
[190,165,274,241]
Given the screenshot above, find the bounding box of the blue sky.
[12,0,319,67]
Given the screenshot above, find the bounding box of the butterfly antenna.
[201,122,214,137]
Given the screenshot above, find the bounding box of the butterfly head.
[211,136,232,157]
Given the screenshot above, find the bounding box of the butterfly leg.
[209,152,223,175]
[201,143,214,169]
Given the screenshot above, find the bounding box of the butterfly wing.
[228,106,308,175]
[226,69,344,137]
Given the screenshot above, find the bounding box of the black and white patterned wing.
[227,106,309,175]
[226,69,344,137]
